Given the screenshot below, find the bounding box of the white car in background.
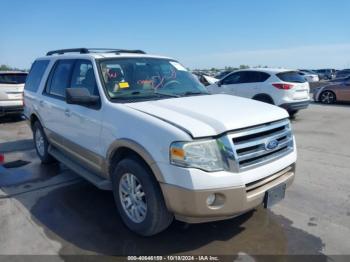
[298,70,319,82]
[207,68,310,117]
[0,71,27,117]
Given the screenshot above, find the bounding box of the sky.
[1,0,350,69]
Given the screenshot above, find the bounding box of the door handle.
[64,109,71,117]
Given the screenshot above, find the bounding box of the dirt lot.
[0,103,349,259]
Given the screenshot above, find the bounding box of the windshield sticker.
[169,61,187,71]
[119,82,130,89]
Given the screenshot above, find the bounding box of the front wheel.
[319,91,336,104]
[111,158,173,236]
[288,110,298,117]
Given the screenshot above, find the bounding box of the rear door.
[276,71,310,101]
[232,71,270,98]
[41,59,75,139]
[219,71,270,98]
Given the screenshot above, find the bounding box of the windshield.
[98,58,208,101]
[0,73,27,84]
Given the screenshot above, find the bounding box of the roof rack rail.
[46,48,146,56]
[46,48,89,56]
[108,49,146,54]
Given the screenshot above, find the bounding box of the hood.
[126,94,289,138]
[202,75,219,85]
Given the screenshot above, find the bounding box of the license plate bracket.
[263,183,286,208]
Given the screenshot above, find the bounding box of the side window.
[240,71,255,83]
[222,72,243,85]
[24,60,50,92]
[47,60,75,97]
[239,71,270,83]
[70,60,98,95]
[257,72,270,82]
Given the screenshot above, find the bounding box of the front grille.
[228,119,293,171]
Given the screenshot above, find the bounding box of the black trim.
[0,106,23,116]
[46,48,89,56]
[46,48,146,56]
[280,100,310,111]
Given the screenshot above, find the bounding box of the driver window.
[70,60,98,96]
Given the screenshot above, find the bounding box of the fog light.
[206,194,216,206]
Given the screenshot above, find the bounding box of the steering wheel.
[162,80,181,89]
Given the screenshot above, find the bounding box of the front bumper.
[0,106,23,116]
[280,100,310,112]
[160,164,295,223]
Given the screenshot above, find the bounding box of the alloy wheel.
[119,173,147,223]
[320,91,335,104]
[35,128,45,157]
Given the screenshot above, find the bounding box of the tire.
[33,121,55,164]
[319,90,336,104]
[288,110,298,117]
[111,157,173,236]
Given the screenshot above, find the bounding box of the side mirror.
[66,88,99,106]
[217,80,222,87]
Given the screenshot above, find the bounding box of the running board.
[48,146,112,190]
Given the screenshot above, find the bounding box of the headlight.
[170,140,225,172]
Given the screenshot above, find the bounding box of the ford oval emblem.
[265,139,279,150]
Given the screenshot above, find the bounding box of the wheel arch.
[106,139,165,183]
[29,113,41,130]
[252,93,275,104]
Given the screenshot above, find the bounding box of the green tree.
[239,65,249,69]
[0,64,12,71]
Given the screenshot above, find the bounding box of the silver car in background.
[0,71,27,117]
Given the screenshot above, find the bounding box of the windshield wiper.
[153,91,180,98]
[180,91,208,97]
[111,90,179,100]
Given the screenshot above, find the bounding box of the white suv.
[24,48,297,236]
[207,68,310,117]
[0,71,27,117]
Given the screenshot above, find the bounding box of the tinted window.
[47,60,75,97]
[276,71,306,83]
[242,71,270,83]
[0,73,27,85]
[25,60,49,92]
[222,72,243,84]
[71,60,98,95]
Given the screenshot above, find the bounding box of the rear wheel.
[320,90,336,104]
[33,121,55,164]
[111,158,173,236]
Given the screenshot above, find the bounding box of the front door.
[63,59,104,173]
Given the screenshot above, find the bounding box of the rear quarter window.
[276,71,306,83]
[24,60,50,92]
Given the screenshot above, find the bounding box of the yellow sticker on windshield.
[119,82,129,89]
